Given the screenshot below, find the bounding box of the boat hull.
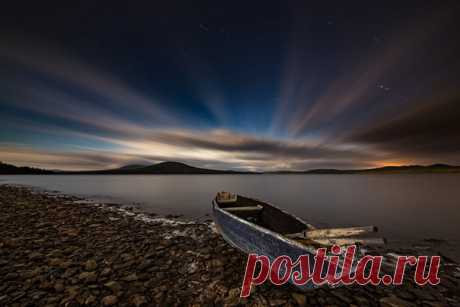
[212,201,326,290]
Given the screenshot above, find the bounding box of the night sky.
[1,1,460,171]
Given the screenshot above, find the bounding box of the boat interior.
[216,194,384,248]
[216,190,386,250]
[216,195,309,235]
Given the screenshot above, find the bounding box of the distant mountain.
[267,164,460,174]
[0,162,54,174]
[358,164,460,174]
[71,161,249,174]
[116,164,148,170]
[302,164,460,174]
[1,161,459,175]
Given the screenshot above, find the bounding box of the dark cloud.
[347,97,460,160]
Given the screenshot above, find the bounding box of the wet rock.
[223,287,241,305]
[122,273,138,282]
[78,271,97,284]
[84,259,97,271]
[84,294,97,305]
[207,258,224,269]
[253,295,269,307]
[54,281,65,293]
[11,291,26,302]
[131,294,147,306]
[63,299,80,307]
[120,253,134,262]
[29,252,44,261]
[0,295,8,304]
[104,281,122,293]
[63,267,78,278]
[30,290,47,300]
[66,285,80,298]
[291,292,307,306]
[187,262,199,274]
[269,298,288,306]
[49,258,64,267]
[100,267,112,277]
[138,259,153,271]
[101,295,118,306]
[60,260,73,269]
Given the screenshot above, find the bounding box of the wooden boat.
[212,191,385,290]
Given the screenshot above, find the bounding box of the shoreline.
[1,185,459,306]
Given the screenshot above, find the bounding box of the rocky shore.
[1,185,460,306]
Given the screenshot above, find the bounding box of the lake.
[1,174,459,260]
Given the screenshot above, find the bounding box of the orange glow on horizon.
[373,161,411,168]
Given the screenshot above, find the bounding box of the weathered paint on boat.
[212,198,330,290]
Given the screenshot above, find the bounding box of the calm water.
[1,174,459,258]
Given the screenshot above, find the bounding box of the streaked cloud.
[272,6,458,137]
[0,37,178,125]
[0,128,381,171]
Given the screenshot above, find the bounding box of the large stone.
[85,295,97,305]
[122,273,138,282]
[66,286,80,298]
[29,252,44,261]
[104,281,122,293]
[102,295,118,306]
[78,271,97,284]
[100,267,112,277]
[291,292,307,306]
[84,259,97,271]
[138,259,154,271]
[49,258,64,267]
[120,253,134,262]
[269,299,288,306]
[54,282,65,293]
[131,295,147,307]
